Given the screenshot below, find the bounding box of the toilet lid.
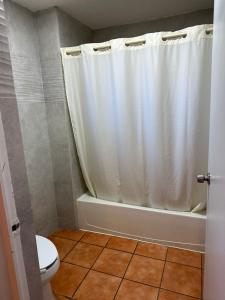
[36,235,58,270]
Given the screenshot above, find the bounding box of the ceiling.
[12,0,213,29]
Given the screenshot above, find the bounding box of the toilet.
[36,235,60,300]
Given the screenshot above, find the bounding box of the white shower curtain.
[61,25,212,211]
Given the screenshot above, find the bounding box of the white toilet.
[36,235,60,300]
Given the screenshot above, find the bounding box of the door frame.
[0,113,30,300]
[0,181,20,299]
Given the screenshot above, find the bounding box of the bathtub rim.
[77,193,206,219]
[76,193,206,252]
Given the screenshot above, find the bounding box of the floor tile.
[167,248,202,268]
[64,242,102,268]
[115,279,158,300]
[161,262,201,298]
[74,270,121,300]
[49,236,76,260]
[81,232,110,247]
[93,248,132,277]
[107,236,137,253]
[125,255,164,287]
[135,242,167,260]
[158,289,199,300]
[53,229,85,241]
[51,262,88,297]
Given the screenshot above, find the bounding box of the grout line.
[62,262,160,289]
[157,247,168,300]
[53,231,203,269]
[52,229,86,240]
[79,231,111,247]
[112,241,139,300]
[61,242,78,262]
[61,241,103,264]
[55,274,201,300]
[63,264,202,300]
[53,290,76,299]
[71,240,105,299]
[55,295,73,300]
[69,242,202,270]
[79,239,110,248]
[105,235,111,248]
[106,244,137,255]
[71,266,90,299]
[79,239,106,247]
[159,288,201,299]
[51,233,84,262]
[164,260,202,270]
[52,230,203,299]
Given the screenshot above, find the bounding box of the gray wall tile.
[45,101,68,145]
[1,1,43,298]
[0,98,32,214]
[51,143,71,183]
[46,101,86,229]
[6,0,58,237]
[41,57,66,102]
[17,102,50,149]
[0,53,15,98]
[17,101,58,236]
[38,8,89,230]
[10,54,45,102]
[36,8,60,59]
[5,0,45,103]
[5,0,40,57]
[93,9,214,42]
[45,100,77,229]
[55,182,75,228]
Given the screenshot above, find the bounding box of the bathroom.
[0,0,224,299]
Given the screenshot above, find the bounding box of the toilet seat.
[36,235,58,272]
[36,235,60,300]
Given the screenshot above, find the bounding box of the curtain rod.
[65,27,213,56]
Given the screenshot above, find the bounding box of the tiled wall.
[37,8,89,229]
[0,0,43,298]
[5,0,90,235]
[5,0,58,236]
[93,9,213,42]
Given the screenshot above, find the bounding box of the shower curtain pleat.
[62,25,212,212]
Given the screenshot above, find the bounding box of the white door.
[0,114,30,300]
[203,0,225,299]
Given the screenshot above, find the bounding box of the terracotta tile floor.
[50,230,204,300]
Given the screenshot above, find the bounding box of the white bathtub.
[76,193,206,252]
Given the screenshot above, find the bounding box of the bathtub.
[76,193,206,252]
